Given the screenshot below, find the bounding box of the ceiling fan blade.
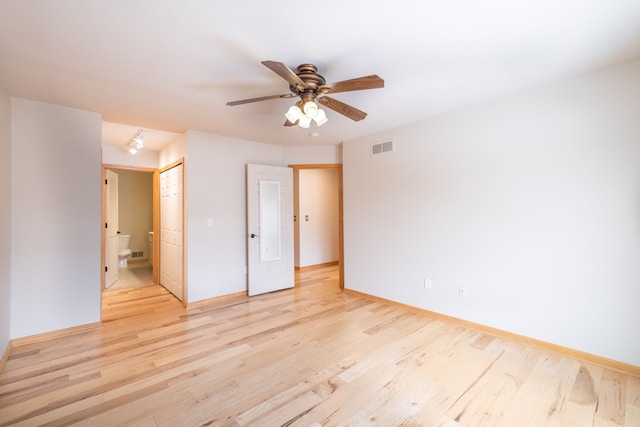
[261,61,307,92]
[318,96,367,121]
[319,75,384,94]
[284,119,297,127]
[226,93,296,106]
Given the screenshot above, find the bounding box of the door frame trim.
[288,164,344,289]
[100,164,158,295]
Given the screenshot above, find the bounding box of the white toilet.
[117,234,132,268]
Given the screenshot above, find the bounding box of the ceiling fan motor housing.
[291,64,326,99]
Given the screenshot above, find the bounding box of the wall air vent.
[370,140,394,156]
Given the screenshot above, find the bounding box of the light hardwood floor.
[1,264,639,426]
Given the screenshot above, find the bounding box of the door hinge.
[105,179,108,185]
[105,266,108,272]
[105,223,108,228]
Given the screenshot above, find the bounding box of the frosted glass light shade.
[285,105,303,123]
[313,108,328,126]
[303,101,318,118]
[297,115,311,128]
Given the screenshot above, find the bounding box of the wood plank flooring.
[1,264,639,426]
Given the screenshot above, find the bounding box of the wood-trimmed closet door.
[160,163,184,301]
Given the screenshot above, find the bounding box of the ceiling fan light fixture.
[303,101,318,118]
[313,108,328,126]
[227,61,384,128]
[285,105,302,123]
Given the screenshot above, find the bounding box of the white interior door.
[160,163,184,301]
[105,169,119,288]
[247,164,294,296]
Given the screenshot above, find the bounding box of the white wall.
[11,99,102,338]
[343,57,640,367]
[185,131,285,302]
[298,168,340,267]
[159,133,188,168]
[284,145,342,165]
[102,144,159,169]
[0,86,11,352]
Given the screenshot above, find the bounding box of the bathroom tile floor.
[106,263,153,291]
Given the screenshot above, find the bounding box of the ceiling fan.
[226,61,384,128]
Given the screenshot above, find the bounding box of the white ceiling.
[2,1,640,150]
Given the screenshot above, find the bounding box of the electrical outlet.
[458,286,467,297]
[424,278,432,289]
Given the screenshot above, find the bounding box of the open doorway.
[101,165,156,292]
[290,164,344,288]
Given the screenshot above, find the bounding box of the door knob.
[250,233,259,238]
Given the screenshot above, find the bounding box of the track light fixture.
[127,129,144,154]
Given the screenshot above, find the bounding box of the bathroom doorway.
[101,165,157,291]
